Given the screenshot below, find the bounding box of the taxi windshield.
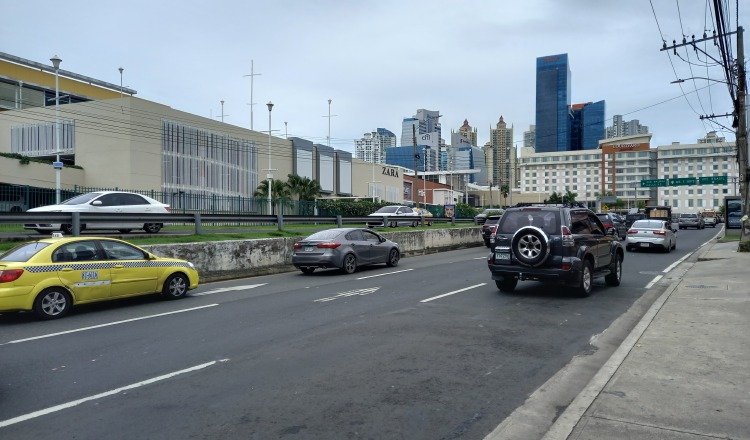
[0,242,50,262]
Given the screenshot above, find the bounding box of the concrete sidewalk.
[545,239,750,440]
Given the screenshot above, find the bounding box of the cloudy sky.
[2,0,747,153]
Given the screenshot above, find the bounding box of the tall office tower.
[523,124,535,149]
[401,109,441,147]
[354,128,397,164]
[536,54,571,152]
[452,119,478,146]
[605,114,649,139]
[490,116,515,187]
[570,101,605,150]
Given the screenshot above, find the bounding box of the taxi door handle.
[113,264,124,269]
[60,267,73,272]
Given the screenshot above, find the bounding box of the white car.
[625,219,677,253]
[366,205,418,228]
[24,191,170,234]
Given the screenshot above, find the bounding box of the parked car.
[596,212,627,240]
[482,214,503,247]
[412,207,434,226]
[366,205,418,228]
[487,205,624,297]
[625,219,677,253]
[0,234,199,320]
[678,213,704,229]
[292,228,401,274]
[474,208,504,225]
[624,212,646,228]
[727,212,742,229]
[24,191,170,234]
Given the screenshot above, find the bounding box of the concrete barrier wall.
[143,227,483,282]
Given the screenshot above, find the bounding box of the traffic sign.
[698,175,728,185]
[670,177,696,186]
[641,179,667,187]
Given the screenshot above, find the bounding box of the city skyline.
[1,1,746,154]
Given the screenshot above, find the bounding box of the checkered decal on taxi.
[23,261,192,273]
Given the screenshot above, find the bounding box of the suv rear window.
[497,210,560,235]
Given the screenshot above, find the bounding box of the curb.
[541,234,721,440]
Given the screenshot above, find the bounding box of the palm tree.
[254,179,291,202]
[500,184,510,207]
[286,174,322,201]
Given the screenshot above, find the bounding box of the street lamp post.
[50,55,62,204]
[266,101,274,215]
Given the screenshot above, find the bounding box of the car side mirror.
[91,200,103,206]
[607,227,617,236]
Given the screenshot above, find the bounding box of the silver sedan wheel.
[342,254,357,274]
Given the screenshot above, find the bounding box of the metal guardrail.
[0,213,469,236]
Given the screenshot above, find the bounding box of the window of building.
[688,199,694,207]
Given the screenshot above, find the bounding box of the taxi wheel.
[163,273,188,300]
[34,288,72,320]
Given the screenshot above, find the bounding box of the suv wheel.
[576,260,594,297]
[495,278,518,293]
[511,227,550,267]
[605,254,622,286]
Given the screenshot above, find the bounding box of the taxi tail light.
[561,226,574,247]
[0,269,24,283]
[316,242,341,249]
[653,229,667,235]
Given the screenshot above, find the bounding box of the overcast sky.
[2,0,748,153]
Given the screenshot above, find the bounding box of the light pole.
[220,100,225,123]
[50,55,62,204]
[118,67,124,99]
[284,121,288,139]
[323,98,337,148]
[266,101,274,215]
[243,60,261,131]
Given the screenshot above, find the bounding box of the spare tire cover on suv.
[511,226,550,267]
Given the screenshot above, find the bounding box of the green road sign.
[641,179,667,187]
[671,177,696,186]
[698,175,728,185]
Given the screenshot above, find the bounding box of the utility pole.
[736,26,749,247]
[243,60,261,131]
[412,125,418,206]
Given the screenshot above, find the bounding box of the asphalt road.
[0,227,721,439]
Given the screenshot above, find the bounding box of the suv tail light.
[316,242,341,249]
[0,269,24,283]
[561,226,574,247]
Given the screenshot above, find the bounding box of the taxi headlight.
[187,262,195,269]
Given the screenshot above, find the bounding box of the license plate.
[495,252,510,260]
[305,246,314,252]
[640,242,649,247]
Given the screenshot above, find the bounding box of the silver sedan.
[625,219,677,253]
[291,228,401,274]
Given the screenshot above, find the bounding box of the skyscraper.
[605,115,649,139]
[490,116,515,187]
[570,101,605,150]
[535,54,571,152]
[354,128,396,164]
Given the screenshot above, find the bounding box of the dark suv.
[487,205,624,297]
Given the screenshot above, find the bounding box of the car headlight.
[187,262,195,268]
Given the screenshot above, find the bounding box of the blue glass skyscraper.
[535,54,571,152]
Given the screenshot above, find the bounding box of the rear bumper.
[488,262,581,284]
[292,254,342,269]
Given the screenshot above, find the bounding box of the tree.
[562,187,578,204]
[500,184,510,207]
[285,174,322,201]
[547,191,563,204]
[254,179,290,201]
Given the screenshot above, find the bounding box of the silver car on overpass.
[292,228,401,274]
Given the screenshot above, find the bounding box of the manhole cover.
[685,285,718,289]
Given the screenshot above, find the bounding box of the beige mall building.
[0,52,404,211]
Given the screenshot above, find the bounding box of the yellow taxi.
[0,234,199,320]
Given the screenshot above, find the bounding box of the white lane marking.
[191,283,267,296]
[315,287,380,303]
[0,360,226,428]
[3,304,219,345]
[645,275,663,289]
[420,283,486,303]
[663,253,691,273]
[356,269,413,280]
[473,256,487,260]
